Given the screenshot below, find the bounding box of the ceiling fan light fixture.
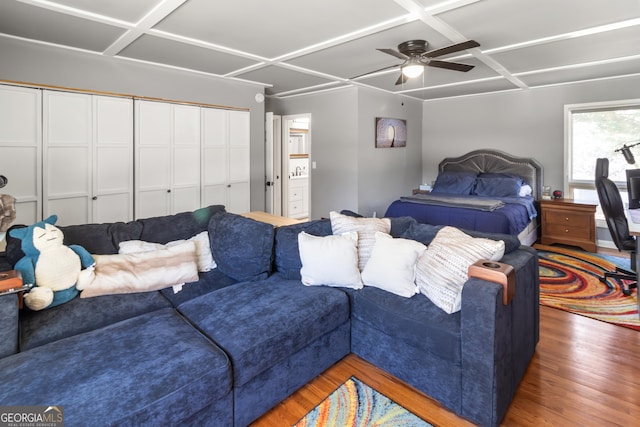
[401,56,424,79]
[402,62,424,78]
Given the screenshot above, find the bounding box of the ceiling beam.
[102,0,188,56]
[393,0,529,89]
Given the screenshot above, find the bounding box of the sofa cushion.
[138,205,226,244]
[351,286,462,363]
[178,279,350,387]
[298,231,363,289]
[274,219,333,279]
[19,291,172,350]
[2,309,232,426]
[401,221,520,254]
[208,213,275,282]
[4,205,226,264]
[0,293,18,358]
[160,269,240,307]
[61,221,144,255]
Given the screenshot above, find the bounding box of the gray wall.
[269,86,422,219]
[357,89,422,217]
[422,74,640,192]
[269,87,359,219]
[0,37,267,211]
[422,74,640,247]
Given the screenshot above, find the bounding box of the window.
[565,99,640,205]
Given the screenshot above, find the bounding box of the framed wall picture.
[375,117,407,148]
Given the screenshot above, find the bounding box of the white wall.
[422,74,640,193]
[0,36,267,211]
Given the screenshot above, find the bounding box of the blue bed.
[384,150,543,245]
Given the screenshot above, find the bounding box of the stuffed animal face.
[32,223,65,253]
[10,214,59,257]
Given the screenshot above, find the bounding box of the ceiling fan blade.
[377,48,408,60]
[424,40,480,58]
[350,64,401,80]
[395,72,408,85]
[427,60,475,72]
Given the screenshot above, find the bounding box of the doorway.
[265,113,311,219]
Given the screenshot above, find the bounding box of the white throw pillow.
[81,241,199,298]
[361,232,426,298]
[416,226,505,314]
[298,231,363,289]
[329,211,391,271]
[119,231,216,272]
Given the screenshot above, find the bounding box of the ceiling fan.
[353,39,480,85]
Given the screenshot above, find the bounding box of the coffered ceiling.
[1,0,639,101]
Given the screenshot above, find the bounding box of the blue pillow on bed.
[431,171,477,195]
[473,173,525,197]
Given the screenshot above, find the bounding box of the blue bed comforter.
[385,195,537,235]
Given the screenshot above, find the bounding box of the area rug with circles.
[536,244,639,331]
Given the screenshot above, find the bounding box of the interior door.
[265,113,282,215]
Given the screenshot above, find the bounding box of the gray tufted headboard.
[438,149,544,199]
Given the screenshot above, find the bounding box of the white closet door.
[43,91,92,226]
[172,105,201,214]
[201,108,228,208]
[93,96,133,223]
[0,85,41,226]
[227,111,250,213]
[135,101,171,219]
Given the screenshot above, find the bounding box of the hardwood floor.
[252,305,639,427]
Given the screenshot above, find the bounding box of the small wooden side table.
[539,198,597,252]
[0,270,27,308]
[240,211,303,227]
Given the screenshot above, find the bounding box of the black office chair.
[595,158,637,296]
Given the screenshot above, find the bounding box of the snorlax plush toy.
[9,215,95,311]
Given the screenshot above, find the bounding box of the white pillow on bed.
[519,184,533,197]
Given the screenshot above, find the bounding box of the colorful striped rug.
[536,244,639,331]
[293,377,432,427]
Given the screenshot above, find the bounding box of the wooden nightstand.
[540,198,597,252]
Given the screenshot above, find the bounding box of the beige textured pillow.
[416,226,505,314]
[81,241,199,298]
[329,211,391,270]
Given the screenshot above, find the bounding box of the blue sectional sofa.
[0,206,539,427]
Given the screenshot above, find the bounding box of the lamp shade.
[402,65,423,78]
[401,58,424,78]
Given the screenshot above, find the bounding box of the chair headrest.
[596,158,609,179]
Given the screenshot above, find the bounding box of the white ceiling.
[1,0,639,101]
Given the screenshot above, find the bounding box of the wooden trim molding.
[0,79,250,112]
